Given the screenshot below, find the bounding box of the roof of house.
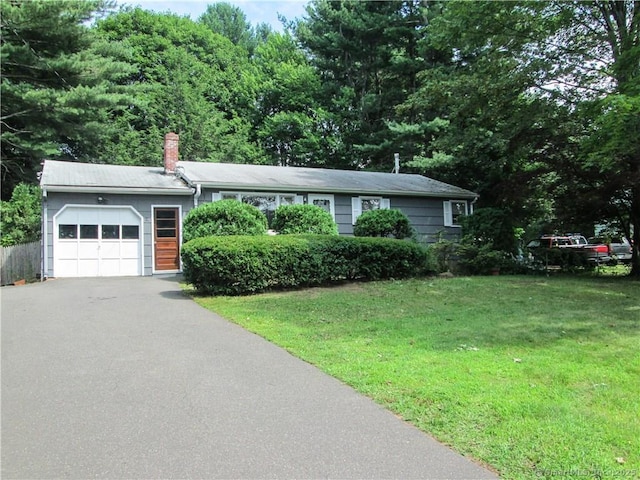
[40,160,193,195]
[178,161,477,199]
[39,159,477,199]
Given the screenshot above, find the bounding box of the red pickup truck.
[526,234,613,265]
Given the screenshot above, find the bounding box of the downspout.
[470,195,479,214]
[174,165,198,206]
[41,187,48,281]
[193,183,202,208]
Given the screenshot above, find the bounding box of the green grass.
[191,276,640,479]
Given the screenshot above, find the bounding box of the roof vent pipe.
[164,132,179,174]
[393,153,400,174]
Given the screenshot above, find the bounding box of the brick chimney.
[164,132,179,174]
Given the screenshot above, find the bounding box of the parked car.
[526,234,587,249]
[588,236,633,264]
[526,234,613,266]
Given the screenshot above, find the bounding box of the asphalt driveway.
[1,276,497,479]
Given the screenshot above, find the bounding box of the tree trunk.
[630,183,640,278]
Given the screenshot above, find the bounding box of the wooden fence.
[0,241,41,285]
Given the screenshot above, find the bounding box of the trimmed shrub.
[182,200,267,242]
[353,209,414,239]
[181,234,432,295]
[272,204,338,235]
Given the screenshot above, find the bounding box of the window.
[242,194,277,214]
[59,224,78,239]
[80,225,98,239]
[214,192,302,224]
[443,200,469,227]
[351,196,390,224]
[308,194,335,219]
[278,195,296,206]
[102,225,119,239]
[155,209,178,238]
[122,225,140,240]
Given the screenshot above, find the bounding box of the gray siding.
[44,192,193,277]
[388,196,464,243]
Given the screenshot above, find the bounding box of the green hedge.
[353,209,414,239]
[182,234,431,295]
[271,204,338,235]
[183,200,267,242]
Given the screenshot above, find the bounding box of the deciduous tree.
[95,8,263,165]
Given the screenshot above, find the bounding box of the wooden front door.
[154,207,180,271]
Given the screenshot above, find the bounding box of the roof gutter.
[195,182,478,199]
[43,186,194,195]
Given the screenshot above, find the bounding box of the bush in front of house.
[181,234,432,295]
[526,246,590,272]
[182,200,268,242]
[1,183,42,247]
[428,239,521,275]
[353,209,414,240]
[271,204,338,235]
[427,207,526,275]
[460,207,520,254]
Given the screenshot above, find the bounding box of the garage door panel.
[100,242,121,259]
[120,241,139,258]
[57,243,79,259]
[100,258,121,276]
[120,259,140,275]
[56,259,78,277]
[78,259,99,277]
[78,243,100,258]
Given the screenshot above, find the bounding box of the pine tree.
[0,0,134,199]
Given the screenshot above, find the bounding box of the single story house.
[40,133,477,278]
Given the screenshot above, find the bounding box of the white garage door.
[53,206,143,277]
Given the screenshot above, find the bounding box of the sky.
[116,1,309,31]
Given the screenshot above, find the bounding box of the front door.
[154,207,180,271]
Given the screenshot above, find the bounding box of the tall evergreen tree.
[0,0,134,199]
[295,0,427,171]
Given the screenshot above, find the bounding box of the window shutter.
[443,201,452,227]
[295,195,304,204]
[381,198,391,209]
[212,192,222,202]
[351,197,361,224]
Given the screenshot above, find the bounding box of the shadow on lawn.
[274,276,640,351]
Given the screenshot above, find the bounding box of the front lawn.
[192,276,640,479]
